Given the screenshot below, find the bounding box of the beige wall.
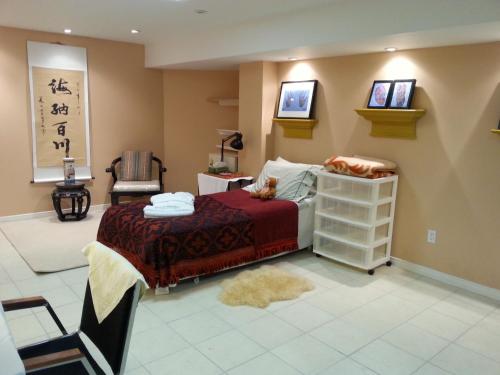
[163,70,239,193]
[0,26,163,216]
[254,42,499,288]
[238,62,278,178]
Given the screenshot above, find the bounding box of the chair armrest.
[2,296,68,335]
[153,156,167,188]
[106,157,121,184]
[23,348,84,371]
[2,296,47,311]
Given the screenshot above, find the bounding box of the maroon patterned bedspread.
[97,190,298,287]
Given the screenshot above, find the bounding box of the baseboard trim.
[391,256,500,302]
[0,204,110,222]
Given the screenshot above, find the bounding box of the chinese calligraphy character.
[53,138,70,156]
[51,121,68,136]
[48,78,72,95]
[51,103,69,115]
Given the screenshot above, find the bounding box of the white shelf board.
[316,211,392,229]
[314,229,390,249]
[315,211,372,229]
[375,217,392,227]
[314,230,369,250]
[317,191,393,207]
[215,145,239,152]
[210,99,239,107]
[312,249,388,270]
[317,170,398,184]
[216,128,240,137]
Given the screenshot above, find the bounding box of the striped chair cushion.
[120,151,152,181]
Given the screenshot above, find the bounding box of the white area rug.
[0,212,103,272]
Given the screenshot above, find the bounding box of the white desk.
[0,305,26,375]
[197,173,253,195]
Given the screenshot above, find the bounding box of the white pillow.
[245,160,320,202]
[275,156,323,169]
[275,156,322,196]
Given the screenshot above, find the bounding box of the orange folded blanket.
[323,155,396,179]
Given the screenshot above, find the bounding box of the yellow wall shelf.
[272,118,318,139]
[490,129,500,135]
[355,109,426,139]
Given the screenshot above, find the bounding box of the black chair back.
[79,282,140,375]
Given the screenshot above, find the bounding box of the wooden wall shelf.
[355,109,426,139]
[490,129,500,135]
[272,118,318,139]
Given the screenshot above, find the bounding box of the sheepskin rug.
[219,265,314,308]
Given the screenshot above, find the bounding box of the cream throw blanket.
[82,241,148,323]
[323,155,397,179]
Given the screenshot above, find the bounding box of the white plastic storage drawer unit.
[313,171,398,274]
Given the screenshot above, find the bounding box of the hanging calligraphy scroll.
[28,41,91,183]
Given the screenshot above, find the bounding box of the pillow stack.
[244,157,321,202]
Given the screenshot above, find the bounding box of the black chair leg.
[111,193,119,206]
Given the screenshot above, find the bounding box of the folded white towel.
[150,193,173,204]
[151,192,194,206]
[143,205,194,218]
[146,192,195,218]
[152,201,194,210]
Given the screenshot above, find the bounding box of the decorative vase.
[63,157,75,184]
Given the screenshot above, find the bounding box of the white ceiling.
[1,0,499,69]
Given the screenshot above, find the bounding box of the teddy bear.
[250,177,277,200]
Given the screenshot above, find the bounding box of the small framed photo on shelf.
[367,80,393,108]
[388,79,416,109]
[276,80,318,119]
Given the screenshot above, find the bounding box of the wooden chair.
[2,282,141,374]
[106,155,167,205]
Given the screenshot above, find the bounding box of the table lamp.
[220,132,243,163]
[210,131,243,174]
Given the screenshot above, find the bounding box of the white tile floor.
[1,229,500,375]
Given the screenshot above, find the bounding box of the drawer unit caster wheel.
[193,277,200,285]
[368,269,375,275]
[386,261,392,267]
[315,254,322,258]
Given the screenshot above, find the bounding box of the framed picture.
[367,80,393,108]
[388,79,416,109]
[276,80,318,119]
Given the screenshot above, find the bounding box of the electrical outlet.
[427,229,437,244]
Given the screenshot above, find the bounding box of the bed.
[97,159,319,291]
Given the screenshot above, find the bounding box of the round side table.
[51,181,91,222]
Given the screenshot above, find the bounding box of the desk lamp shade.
[221,132,243,162]
[229,133,243,150]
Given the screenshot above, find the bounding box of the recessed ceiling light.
[288,57,298,61]
[63,29,72,34]
[195,9,208,14]
[385,47,397,52]
[131,29,141,34]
